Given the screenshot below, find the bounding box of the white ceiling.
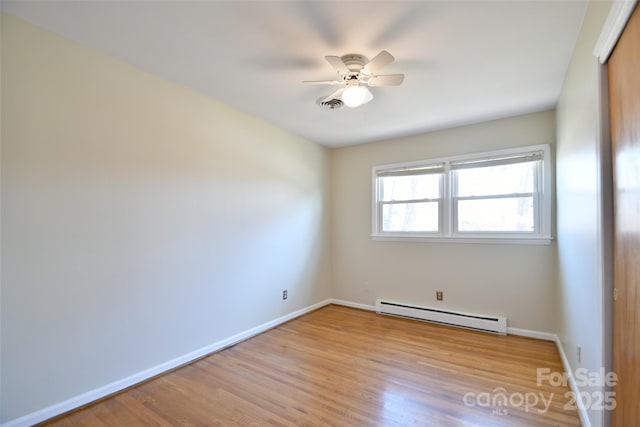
[2,1,588,148]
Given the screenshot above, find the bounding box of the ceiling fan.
[303,50,404,109]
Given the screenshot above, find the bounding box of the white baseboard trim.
[4,299,590,427]
[331,300,560,341]
[507,327,556,341]
[554,336,591,427]
[329,299,375,311]
[332,298,592,424]
[332,303,590,424]
[506,330,592,426]
[1,299,333,427]
[331,301,591,426]
[504,328,591,425]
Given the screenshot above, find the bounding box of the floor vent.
[376,299,507,335]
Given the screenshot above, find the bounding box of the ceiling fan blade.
[367,74,405,86]
[362,50,394,75]
[302,79,343,85]
[322,87,345,103]
[325,55,350,74]
[361,87,374,105]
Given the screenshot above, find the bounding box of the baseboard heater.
[376,299,507,335]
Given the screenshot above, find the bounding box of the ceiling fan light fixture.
[304,50,403,109]
[342,84,367,108]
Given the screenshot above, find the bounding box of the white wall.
[555,1,613,427]
[331,110,558,332]
[0,14,331,423]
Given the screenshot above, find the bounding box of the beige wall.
[0,14,331,422]
[331,110,557,332]
[555,2,613,427]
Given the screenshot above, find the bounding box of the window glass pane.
[382,202,439,232]
[455,162,536,197]
[380,174,441,201]
[457,197,534,232]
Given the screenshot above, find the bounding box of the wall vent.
[376,299,507,335]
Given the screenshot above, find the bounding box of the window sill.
[371,234,554,245]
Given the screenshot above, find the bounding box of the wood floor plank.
[40,305,580,426]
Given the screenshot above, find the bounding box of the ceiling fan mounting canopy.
[303,50,405,109]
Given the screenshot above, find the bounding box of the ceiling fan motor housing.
[340,54,367,73]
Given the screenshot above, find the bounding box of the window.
[378,163,443,233]
[372,145,552,244]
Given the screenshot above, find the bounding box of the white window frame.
[376,162,445,235]
[372,144,553,245]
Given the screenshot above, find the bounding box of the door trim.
[594,0,638,63]
[594,56,614,427]
[592,2,637,426]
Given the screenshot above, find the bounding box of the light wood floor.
[41,305,580,426]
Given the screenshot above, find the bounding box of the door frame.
[593,2,638,426]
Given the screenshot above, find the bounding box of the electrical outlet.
[577,345,582,363]
[436,291,443,301]
[282,290,288,300]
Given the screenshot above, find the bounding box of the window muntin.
[372,145,551,243]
